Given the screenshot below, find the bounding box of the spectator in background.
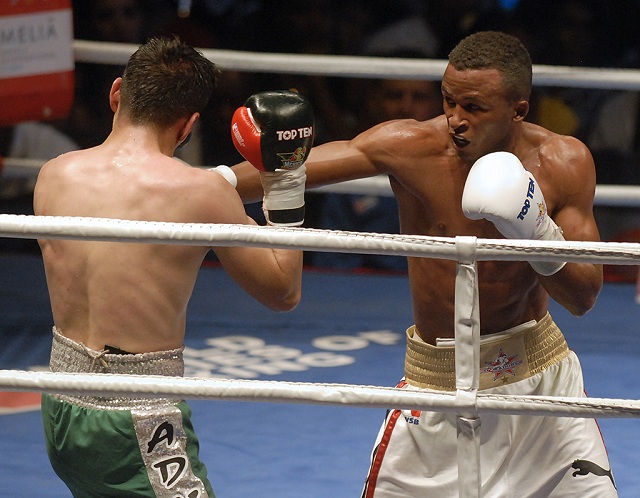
[523,0,613,141]
[310,75,442,272]
[76,0,148,44]
[0,122,77,171]
[0,122,79,251]
[424,0,484,57]
[310,17,442,272]
[584,0,640,187]
[358,75,442,127]
[588,91,640,186]
[0,122,78,202]
[67,0,151,150]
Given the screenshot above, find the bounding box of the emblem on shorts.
[572,459,616,489]
[481,349,523,383]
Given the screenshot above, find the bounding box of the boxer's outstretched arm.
[233,128,386,204]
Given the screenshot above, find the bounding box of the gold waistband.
[404,313,570,391]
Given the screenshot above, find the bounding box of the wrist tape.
[260,164,306,226]
[530,218,566,276]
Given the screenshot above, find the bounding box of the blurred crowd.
[3,0,640,270]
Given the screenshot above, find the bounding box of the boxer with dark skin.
[234,31,602,344]
[233,31,614,496]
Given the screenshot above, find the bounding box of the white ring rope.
[310,177,640,208]
[1,214,640,265]
[6,42,640,208]
[2,157,640,208]
[0,157,43,176]
[1,370,639,419]
[1,214,639,421]
[73,40,640,90]
[1,213,637,496]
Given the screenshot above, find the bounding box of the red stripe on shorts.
[363,409,402,498]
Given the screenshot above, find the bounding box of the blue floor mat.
[1,254,639,497]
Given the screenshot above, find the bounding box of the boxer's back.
[34,142,215,353]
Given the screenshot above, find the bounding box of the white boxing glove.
[462,151,566,276]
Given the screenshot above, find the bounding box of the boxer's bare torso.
[234,65,602,344]
[35,120,302,353]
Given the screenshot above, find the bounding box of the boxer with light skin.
[35,36,312,498]
[233,31,616,497]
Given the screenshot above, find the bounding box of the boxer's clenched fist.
[462,151,566,275]
[232,90,314,226]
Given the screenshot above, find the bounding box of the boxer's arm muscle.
[537,144,602,316]
[233,121,392,202]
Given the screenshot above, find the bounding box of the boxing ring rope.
[0,213,639,410]
[6,39,640,207]
[73,40,640,90]
[5,39,640,496]
[0,213,639,264]
[3,157,640,208]
[2,370,640,419]
[0,214,639,416]
[0,214,639,497]
[69,40,640,207]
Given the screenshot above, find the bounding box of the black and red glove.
[231,90,314,226]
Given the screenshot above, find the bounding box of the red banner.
[0,0,74,125]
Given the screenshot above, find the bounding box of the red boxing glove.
[232,90,314,226]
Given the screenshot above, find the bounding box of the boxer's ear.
[109,78,123,113]
[177,113,199,148]
[513,99,529,122]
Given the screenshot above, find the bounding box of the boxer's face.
[441,65,525,163]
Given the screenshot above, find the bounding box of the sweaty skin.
[234,65,602,344]
[34,78,303,354]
